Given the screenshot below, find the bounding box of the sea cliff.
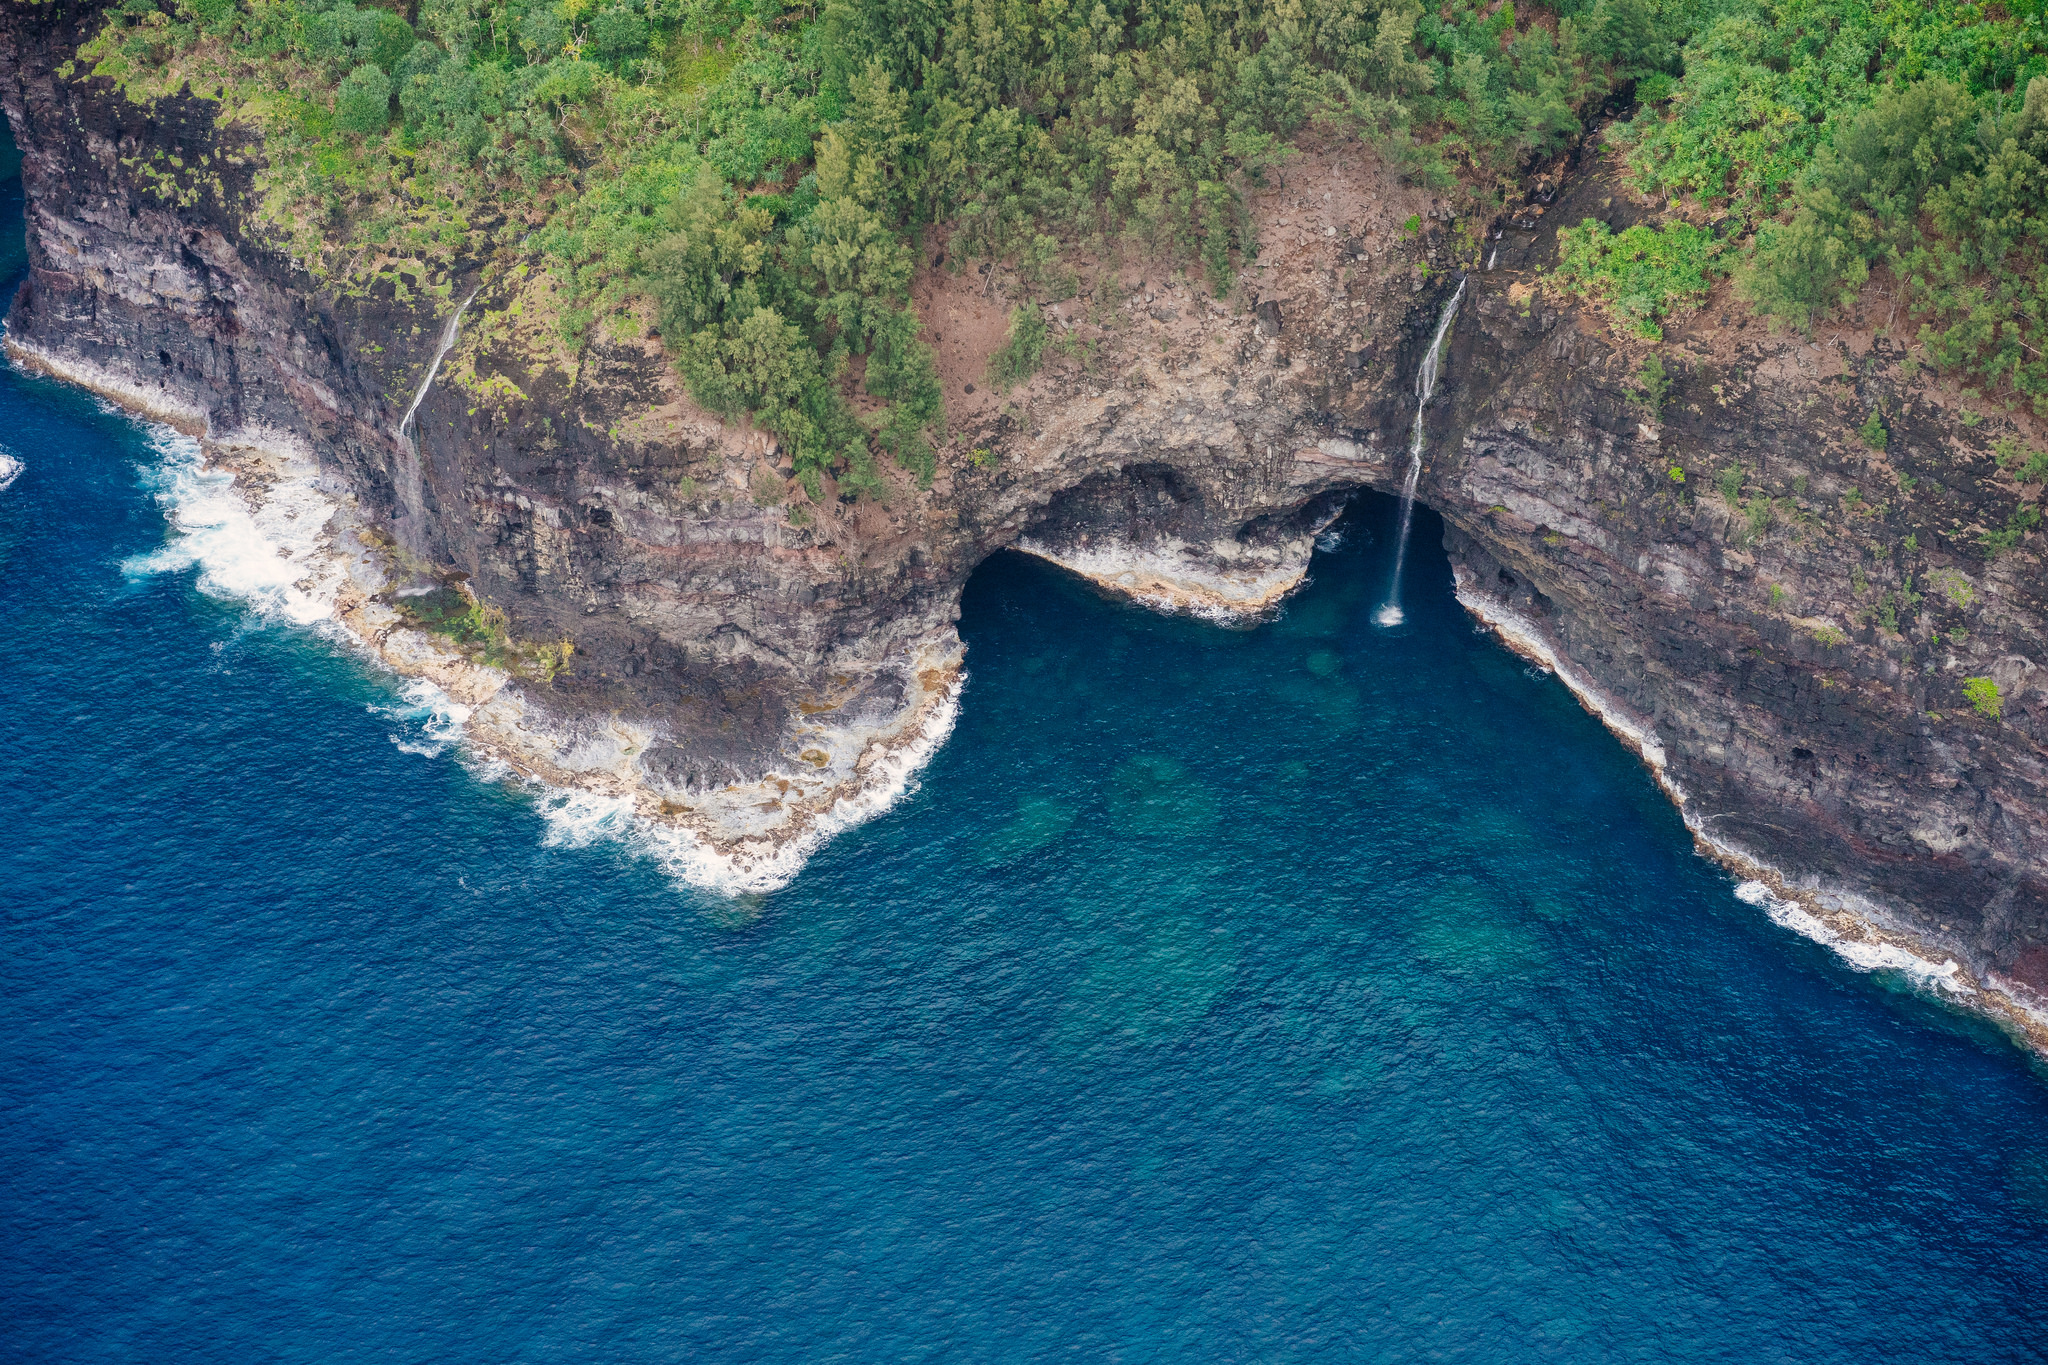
[6,2,2046,1043]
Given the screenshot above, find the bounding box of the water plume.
[1374,277,1466,628]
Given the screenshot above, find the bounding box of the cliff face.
[6,6,2046,1032]
[1413,159,2048,1022]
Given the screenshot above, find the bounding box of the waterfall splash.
[1373,277,1466,628]
[397,288,479,450]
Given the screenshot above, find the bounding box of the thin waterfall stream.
[1373,277,1466,628]
[397,288,479,450]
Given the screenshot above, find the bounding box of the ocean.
[3,186,2047,1361]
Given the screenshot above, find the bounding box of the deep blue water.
[5,316,2048,1361]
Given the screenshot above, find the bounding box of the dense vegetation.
[75,0,2048,483]
[80,0,1677,494]
[1565,0,2048,417]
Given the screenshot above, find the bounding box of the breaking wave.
[120,428,345,629]
[119,417,958,898]
[1734,880,1972,995]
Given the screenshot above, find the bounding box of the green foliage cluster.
[398,584,577,680]
[1614,0,2048,412]
[1629,350,1669,410]
[1981,502,2042,555]
[1553,216,1724,339]
[988,305,1048,391]
[85,0,1683,496]
[1715,462,1742,504]
[1995,436,2048,483]
[1985,437,2048,556]
[1615,0,2047,217]
[1962,675,2004,718]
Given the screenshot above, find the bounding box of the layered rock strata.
[4,4,2045,1037]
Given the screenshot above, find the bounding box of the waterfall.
[1373,277,1466,628]
[397,288,479,450]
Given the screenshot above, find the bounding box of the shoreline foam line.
[1453,568,2048,1056]
[13,342,960,897]
[1014,527,1331,625]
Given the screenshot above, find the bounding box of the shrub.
[1858,412,1888,451]
[1744,496,1773,541]
[1994,438,2048,483]
[333,62,393,136]
[1741,80,1980,330]
[589,7,649,64]
[750,465,786,506]
[1980,503,2041,555]
[1553,219,1724,342]
[1631,352,1669,412]
[989,306,1048,391]
[1962,677,2003,718]
[1930,568,1976,607]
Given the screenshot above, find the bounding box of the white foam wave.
[75,384,971,901]
[369,677,473,758]
[1454,577,1670,779]
[1459,573,1986,1008]
[531,680,963,896]
[121,430,345,627]
[1734,880,1971,994]
[0,450,21,491]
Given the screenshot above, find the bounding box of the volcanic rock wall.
[4,3,2044,1026]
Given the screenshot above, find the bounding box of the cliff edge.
[6,2,2046,1043]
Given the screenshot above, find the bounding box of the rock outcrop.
[5,3,2044,1038]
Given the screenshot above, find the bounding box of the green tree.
[333,62,394,136]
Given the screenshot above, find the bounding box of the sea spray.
[1374,277,1466,628]
[122,427,346,628]
[119,408,962,897]
[1734,881,1971,994]
[398,289,478,449]
[528,677,963,896]
[369,677,474,758]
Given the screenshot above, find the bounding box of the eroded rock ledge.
[5,4,2045,1039]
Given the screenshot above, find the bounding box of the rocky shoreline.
[20,314,2048,1051]
[12,335,965,892]
[6,0,2047,1050]
[1454,568,2048,1055]
[1015,528,1329,623]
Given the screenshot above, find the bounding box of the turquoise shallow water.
[5,284,2048,1358]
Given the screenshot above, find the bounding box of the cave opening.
[975,484,1454,636]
